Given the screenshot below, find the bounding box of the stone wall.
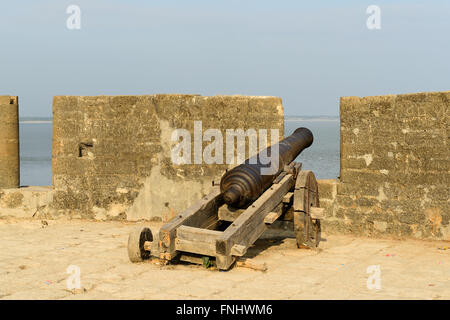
[0,96,19,188]
[2,91,447,241]
[51,94,284,221]
[0,186,53,218]
[320,91,449,240]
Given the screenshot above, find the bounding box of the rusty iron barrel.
[220,127,313,208]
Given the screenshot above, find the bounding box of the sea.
[19,118,340,186]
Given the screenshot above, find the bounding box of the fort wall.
[1,91,448,241]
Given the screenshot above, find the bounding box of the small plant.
[202,256,211,268]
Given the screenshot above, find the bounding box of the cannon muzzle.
[220,127,313,208]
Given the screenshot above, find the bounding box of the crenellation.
[320,90,450,240]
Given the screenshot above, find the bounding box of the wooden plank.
[294,210,308,247]
[238,222,267,251]
[282,192,294,204]
[216,254,236,270]
[264,201,284,224]
[310,207,325,220]
[272,171,287,184]
[218,205,245,222]
[201,216,221,230]
[160,186,221,232]
[230,244,247,256]
[236,258,267,272]
[264,211,282,224]
[176,226,222,243]
[179,254,204,265]
[216,174,295,257]
[159,186,222,259]
[175,238,216,256]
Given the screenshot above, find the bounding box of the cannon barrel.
[220,127,313,208]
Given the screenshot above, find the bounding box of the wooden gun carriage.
[128,128,325,270]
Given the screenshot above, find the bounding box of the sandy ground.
[0,218,448,300]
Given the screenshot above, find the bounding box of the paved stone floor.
[0,218,448,300]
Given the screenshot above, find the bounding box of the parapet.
[51,94,285,221]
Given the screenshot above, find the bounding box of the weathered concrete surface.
[52,95,284,221]
[0,218,448,300]
[0,186,53,218]
[0,96,19,188]
[319,91,449,240]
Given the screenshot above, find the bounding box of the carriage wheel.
[293,171,321,248]
[128,226,153,263]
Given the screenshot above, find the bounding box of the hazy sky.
[1,0,449,117]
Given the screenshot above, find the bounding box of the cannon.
[221,127,313,207]
[128,127,325,270]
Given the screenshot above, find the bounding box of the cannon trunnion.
[127,128,325,270]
